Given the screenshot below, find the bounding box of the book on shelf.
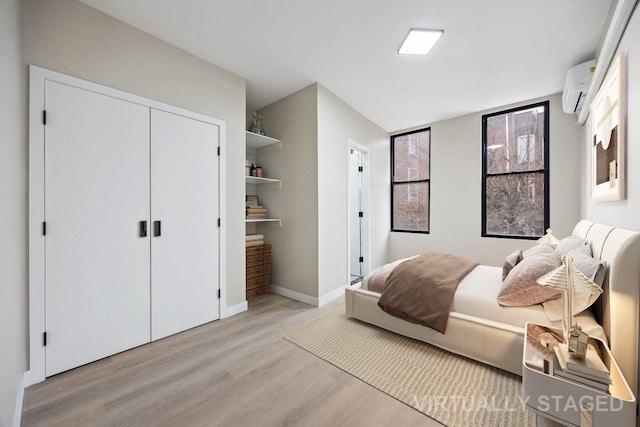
[246,213,268,219]
[553,344,611,384]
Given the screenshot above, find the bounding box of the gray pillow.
[568,245,606,286]
[555,235,587,255]
[502,249,523,280]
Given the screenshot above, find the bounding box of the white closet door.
[45,81,151,376]
[150,109,219,340]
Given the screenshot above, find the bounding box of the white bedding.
[363,263,607,343]
[348,220,640,388]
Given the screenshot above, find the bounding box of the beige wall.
[317,85,388,296]
[22,0,247,308]
[257,85,320,298]
[385,93,582,266]
[581,6,640,231]
[257,84,387,302]
[0,1,26,424]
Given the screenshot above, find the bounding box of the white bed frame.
[345,220,640,399]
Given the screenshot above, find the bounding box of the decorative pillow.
[522,244,555,258]
[555,235,588,255]
[568,245,606,286]
[497,252,562,307]
[542,246,606,321]
[502,249,523,280]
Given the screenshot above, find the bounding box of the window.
[391,128,430,232]
[408,183,419,202]
[516,134,535,164]
[408,141,418,157]
[482,102,549,239]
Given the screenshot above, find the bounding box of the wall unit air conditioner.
[562,59,596,115]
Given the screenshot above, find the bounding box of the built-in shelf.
[246,131,281,151]
[245,130,282,229]
[245,218,282,227]
[245,176,281,188]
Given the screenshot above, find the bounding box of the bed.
[345,220,640,399]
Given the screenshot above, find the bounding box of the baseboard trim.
[14,373,24,427]
[221,300,247,319]
[318,285,346,306]
[22,369,38,388]
[269,284,347,307]
[270,285,318,306]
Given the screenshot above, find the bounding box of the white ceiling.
[78,0,612,133]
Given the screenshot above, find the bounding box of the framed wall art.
[590,52,626,202]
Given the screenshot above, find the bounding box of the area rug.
[284,310,535,427]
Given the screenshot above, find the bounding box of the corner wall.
[0,0,27,425]
[257,84,388,303]
[385,93,582,266]
[581,6,640,230]
[257,85,320,299]
[316,85,388,296]
[22,0,247,309]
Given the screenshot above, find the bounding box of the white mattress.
[364,264,607,343]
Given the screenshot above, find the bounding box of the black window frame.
[481,101,550,240]
[390,127,431,234]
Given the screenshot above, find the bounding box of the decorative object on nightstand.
[522,323,636,426]
[537,254,603,352]
[553,343,611,392]
[568,324,590,359]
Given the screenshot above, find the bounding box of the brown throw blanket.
[377,252,479,334]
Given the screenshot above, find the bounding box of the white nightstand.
[522,322,636,426]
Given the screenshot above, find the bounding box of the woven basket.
[246,244,271,299]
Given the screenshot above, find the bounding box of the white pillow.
[555,235,587,255]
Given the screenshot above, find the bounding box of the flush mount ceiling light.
[398,29,444,55]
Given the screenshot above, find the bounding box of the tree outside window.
[391,128,430,233]
[482,102,549,238]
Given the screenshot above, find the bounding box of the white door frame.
[26,65,226,386]
[347,140,370,282]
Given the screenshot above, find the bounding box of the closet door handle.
[153,220,161,237]
[139,221,148,237]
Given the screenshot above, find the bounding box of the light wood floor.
[22,293,444,427]
[22,292,558,426]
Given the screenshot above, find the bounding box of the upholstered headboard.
[573,220,640,398]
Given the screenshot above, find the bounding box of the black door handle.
[153,220,161,237]
[139,220,147,237]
